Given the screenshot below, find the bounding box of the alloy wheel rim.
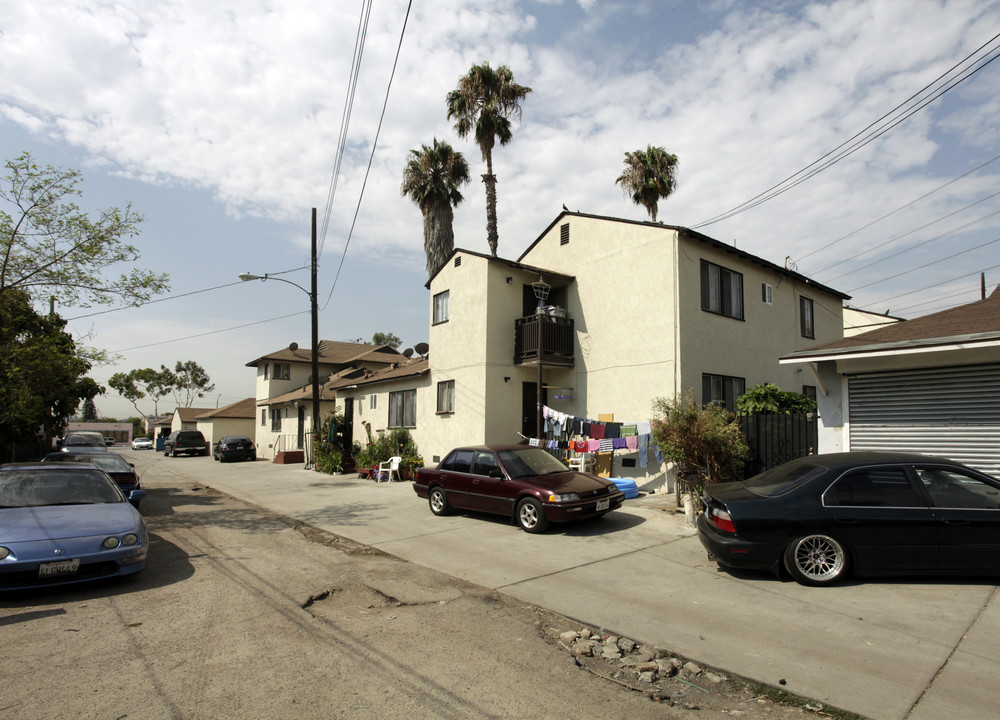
[794,535,844,580]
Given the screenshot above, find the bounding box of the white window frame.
[389,389,417,428]
[433,290,450,325]
[437,380,455,414]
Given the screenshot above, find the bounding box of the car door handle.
[834,516,859,524]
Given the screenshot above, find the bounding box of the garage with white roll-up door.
[848,363,1000,476]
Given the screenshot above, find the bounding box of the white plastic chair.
[568,453,594,473]
[377,456,402,482]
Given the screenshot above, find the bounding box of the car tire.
[783,534,849,586]
[428,487,451,516]
[516,497,549,534]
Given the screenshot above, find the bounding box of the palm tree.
[401,138,471,278]
[615,146,679,222]
[446,62,532,257]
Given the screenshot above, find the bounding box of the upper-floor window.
[702,373,745,412]
[800,297,815,339]
[701,260,744,320]
[761,283,773,304]
[274,363,291,380]
[389,389,417,428]
[433,290,450,325]
[437,380,455,414]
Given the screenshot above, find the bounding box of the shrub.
[651,391,750,495]
[736,383,817,414]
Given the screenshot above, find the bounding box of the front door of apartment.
[521,380,548,439]
[297,406,305,449]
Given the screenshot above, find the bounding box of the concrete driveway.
[140,451,1000,719]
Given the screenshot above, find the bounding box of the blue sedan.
[0,464,148,591]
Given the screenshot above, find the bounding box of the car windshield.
[743,461,827,497]
[497,448,570,479]
[0,469,125,507]
[44,453,131,472]
[63,433,105,447]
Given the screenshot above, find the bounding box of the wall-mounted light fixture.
[506,276,513,284]
[504,376,511,383]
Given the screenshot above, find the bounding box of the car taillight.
[709,507,736,534]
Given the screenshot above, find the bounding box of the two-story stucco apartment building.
[247,341,403,462]
[333,212,849,487]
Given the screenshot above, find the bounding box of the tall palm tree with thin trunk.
[401,138,471,279]
[615,146,679,222]
[446,62,532,257]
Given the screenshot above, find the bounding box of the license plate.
[596,498,610,511]
[39,559,80,578]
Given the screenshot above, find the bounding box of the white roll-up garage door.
[848,364,1000,476]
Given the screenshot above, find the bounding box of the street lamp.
[240,208,320,468]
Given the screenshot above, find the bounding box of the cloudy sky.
[2,0,998,418]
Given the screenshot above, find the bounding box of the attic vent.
[560,223,570,245]
[454,256,462,267]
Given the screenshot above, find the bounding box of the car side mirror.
[129,489,147,501]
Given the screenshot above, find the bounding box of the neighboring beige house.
[246,341,403,462]
[843,306,904,337]
[781,286,1000,476]
[169,407,213,434]
[335,211,849,488]
[195,398,256,447]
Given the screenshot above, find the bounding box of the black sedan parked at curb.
[414,445,626,533]
[213,436,256,463]
[698,451,1000,586]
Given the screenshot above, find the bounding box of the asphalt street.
[130,448,1000,720]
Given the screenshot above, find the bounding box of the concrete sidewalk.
[139,451,1000,719]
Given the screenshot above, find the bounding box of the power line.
[321,0,413,311]
[318,0,372,260]
[691,31,1000,229]
[800,152,1000,268]
[110,311,308,353]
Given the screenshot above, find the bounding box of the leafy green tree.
[447,62,532,257]
[0,151,168,312]
[108,367,173,419]
[651,391,749,499]
[163,360,215,407]
[0,289,101,459]
[401,138,470,277]
[371,331,402,349]
[81,397,98,422]
[615,145,679,222]
[736,383,817,414]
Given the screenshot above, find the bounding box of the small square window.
[761,283,773,304]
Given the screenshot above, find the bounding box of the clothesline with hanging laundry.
[525,405,665,469]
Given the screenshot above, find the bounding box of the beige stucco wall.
[675,239,845,403]
[520,217,680,424]
[196,417,255,447]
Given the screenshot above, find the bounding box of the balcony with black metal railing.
[514,314,574,366]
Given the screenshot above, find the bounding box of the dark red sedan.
[414,445,625,533]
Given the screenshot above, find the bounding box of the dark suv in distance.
[163,430,209,457]
[213,436,256,463]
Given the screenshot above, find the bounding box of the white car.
[131,437,154,450]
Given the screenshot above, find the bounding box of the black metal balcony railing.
[514,314,574,366]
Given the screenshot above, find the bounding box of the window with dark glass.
[702,373,746,412]
[442,449,473,473]
[802,385,817,403]
[800,296,815,338]
[437,380,455,413]
[916,467,1000,509]
[433,290,450,324]
[389,389,417,427]
[270,408,282,432]
[701,260,744,320]
[826,468,922,507]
